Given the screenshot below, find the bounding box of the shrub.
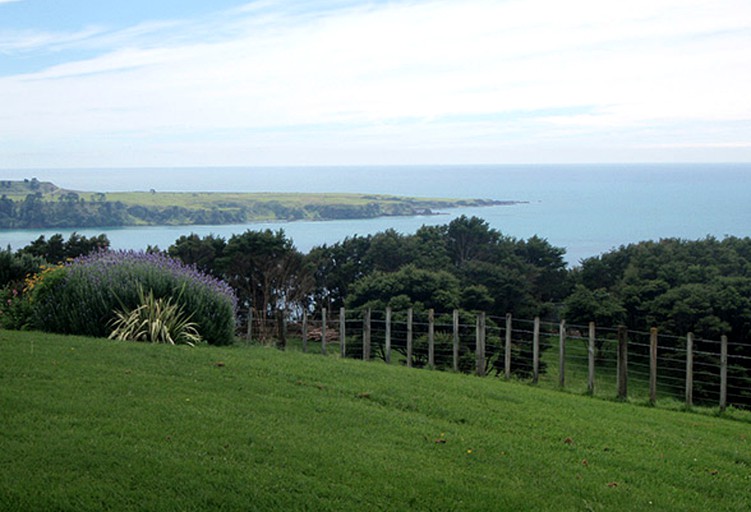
[30,250,237,345]
[0,286,33,330]
[1,263,64,330]
[0,248,44,288]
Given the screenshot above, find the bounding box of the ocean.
[1,163,750,266]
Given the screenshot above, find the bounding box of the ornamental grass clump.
[109,285,202,346]
[30,250,237,345]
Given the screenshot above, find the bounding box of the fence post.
[247,308,253,344]
[453,309,459,372]
[617,326,628,400]
[532,317,540,384]
[685,332,694,409]
[720,335,728,412]
[321,308,327,355]
[504,313,512,379]
[278,314,287,350]
[588,322,596,395]
[385,307,392,364]
[339,307,346,358]
[558,320,566,388]
[302,310,308,353]
[649,327,658,405]
[476,312,486,376]
[407,308,413,368]
[363,308,371,361]
[428,309,435,369]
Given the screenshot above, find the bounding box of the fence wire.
[239,307,751,410]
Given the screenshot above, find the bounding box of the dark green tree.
[218,229,312,340]
[168,233,226,278]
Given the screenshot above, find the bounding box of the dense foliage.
[18,232,110,263]
[29,251,237,345]
[308,217,570,318]
[0,233,110,330]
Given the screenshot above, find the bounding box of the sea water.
[1,163,750,266]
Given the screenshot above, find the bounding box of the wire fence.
[238,306,751,411]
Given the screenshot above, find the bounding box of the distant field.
[1,330,749,511]
[104,190,486,216]
[106,191,462,207]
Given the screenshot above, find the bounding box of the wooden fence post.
[278,314,287,350]
[558,320,566,388]
[532,317,540,384]
[321,308,327,355]
[649,327,658,405]
[452,309,459,372]
[363,308,371,361]
[504,314,512,379]
[339,307,346,358]
[617,326,628,400]
[720,335,728,412]
[302,310,308,353]
[685,332,694,409]
[428,309,435,369]
[385,307,392,364]
[476,312,486,376]
[407,308,413,368]
[588,322,596,395]
[247,308,253,344]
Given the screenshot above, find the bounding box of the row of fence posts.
[248,307,732,411]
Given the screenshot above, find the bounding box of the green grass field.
[2,330,750,511]
[105,191,460,208]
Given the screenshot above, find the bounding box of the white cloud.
[1,0,750,166]
[0,26,106,54]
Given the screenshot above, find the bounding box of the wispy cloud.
[1,0,750,167]
[0,26,106,54]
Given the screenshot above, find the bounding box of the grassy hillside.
[1,330,750,511]
[106,191,471,209]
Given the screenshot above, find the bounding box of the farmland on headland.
[0,179,516,229]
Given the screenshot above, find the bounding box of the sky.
[1,0,750,168]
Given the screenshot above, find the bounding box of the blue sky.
[1,0,750,168]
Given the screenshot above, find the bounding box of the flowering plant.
[31,250,237,345]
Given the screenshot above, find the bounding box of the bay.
[1,163,750,266]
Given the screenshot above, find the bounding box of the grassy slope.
[105,191,463,208]
[1,331,750,511]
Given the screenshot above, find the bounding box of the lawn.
[1,330,749,511]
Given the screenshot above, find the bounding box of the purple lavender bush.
[31,250,237,345]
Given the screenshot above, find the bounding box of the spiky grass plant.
[109,286,202,346]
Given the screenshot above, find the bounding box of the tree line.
[0,192,250,228]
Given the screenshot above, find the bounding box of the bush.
[0,286,33,330]
[30,250,237,345]
[0,248,44,288]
